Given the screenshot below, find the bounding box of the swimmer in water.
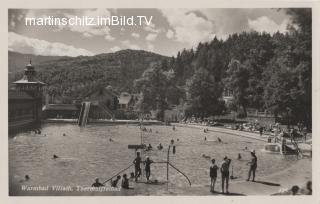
[19,175,30,183]
[63,133,66,136]
[202,154,211,159]
[130,172,135,179]
[92,178,104,187]
[53,154,59,159]
[109,138,114,142]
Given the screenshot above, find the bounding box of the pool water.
[9,123,298,193]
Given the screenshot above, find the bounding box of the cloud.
[131,32,140,38]
[166,29,174,39]
[248,16,288,34]
[143,22,163,34]
[58,9,112,38]
[121,40,140,50]
[8,32,94,56]
[146,33,157,41]
[110,46,121,52]
[160,9,214,46]
[147,43,154,52]
[105,34,115,41]
[201,8,290,39]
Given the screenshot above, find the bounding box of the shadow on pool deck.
[252,180,281,186]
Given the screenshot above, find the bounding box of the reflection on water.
[9,123,298,190]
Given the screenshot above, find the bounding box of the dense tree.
[134,62,171,120]
[185,67,225,118]
[223,59,250,117]
[263,8,311,128]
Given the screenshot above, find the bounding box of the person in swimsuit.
[144,156,153,181]
[92,178,104,187]
[133,152,142,181]
[111,175,121,187]
[220,156,231,194]
[210,159,219,192]
[121,174,129,189]
[247,150,257,182]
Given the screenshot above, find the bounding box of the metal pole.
[167,145,171,186]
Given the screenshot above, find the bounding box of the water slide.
[78,102,91,126]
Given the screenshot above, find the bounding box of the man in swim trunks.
[220,156,231,194]
[133,152,142,181]
[144,156,153,181]
[210,159,219,192]
[247,150,257,182]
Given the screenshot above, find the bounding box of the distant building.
[9,61,45,134]
[42,104,79,119]
[164,108,184,122]
[222,88,234,105]
[118,92,135,111]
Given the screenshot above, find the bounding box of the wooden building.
[8,61,45,134]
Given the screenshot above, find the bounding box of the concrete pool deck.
[174,123,269,142]
[171,123,312,195]
[10,155,311,196]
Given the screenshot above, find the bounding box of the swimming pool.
[9,123,299,195]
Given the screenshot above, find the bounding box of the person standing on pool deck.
[210,159,219,192]
[247,150,257,182]
[220,156,231,194]
[133,152,142,181]
[144,156,153,181]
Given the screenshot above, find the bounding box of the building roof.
[85,86,118,98]
[8,90,34,100]
[13,75,46,85]
[42,104,78,111]
[118,92,132,105]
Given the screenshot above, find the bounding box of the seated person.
[111,175,121,187]
[147,144,153,151]
[121,174,129,189]
[92,178,104,187]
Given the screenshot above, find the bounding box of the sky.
[8,8,291,57]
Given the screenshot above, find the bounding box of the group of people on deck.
[91,151,154,189]
[209,150,257,194]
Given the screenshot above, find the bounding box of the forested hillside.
[9,49,169,102]
[134,8,311,127]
